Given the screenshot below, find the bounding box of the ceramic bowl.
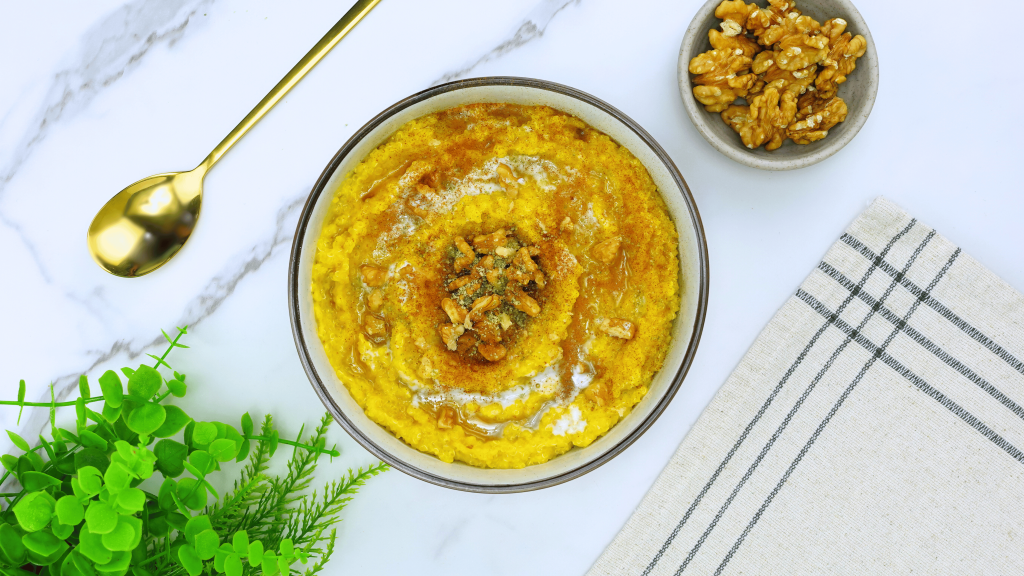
[678,0,878,170]
[288,77,709,493]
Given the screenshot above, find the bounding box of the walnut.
[509,287,541,317]
[441,298,468,324]
[708,28,761,58]
[747,0,816,46]
[788,96,848,144]
[477,343,508,363]
[440,323,465,351]
[715,0,758,34]
[465,294,501,329]
[472,229,509,254]
[749,50,817,97]
[775,32,829,70]
[360,265,386,287]
[436,406,457,429]
[814,19,867,99]
[592,237,622,264]
[366,289,384,312]
[689,45,757,113]
[417,356,434,380]
[721,87,797,151]
[559,217,574,233]
[496,163,519,196]
[597,318,637,340]
[533,270,546,289]
[453,236,475,273]
[363,315,387,341]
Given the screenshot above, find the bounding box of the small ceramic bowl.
[678,0,878,170]
[288,77,709,493]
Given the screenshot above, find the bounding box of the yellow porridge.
[311,103,680,468]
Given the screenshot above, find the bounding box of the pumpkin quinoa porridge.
[311,103,680,468]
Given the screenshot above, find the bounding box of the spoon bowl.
[87,169,204,277]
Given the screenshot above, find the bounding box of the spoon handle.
[199,0,381,171]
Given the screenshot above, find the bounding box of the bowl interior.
[292,79,707,491]
[679,0,878,170]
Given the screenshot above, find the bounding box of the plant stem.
[0,396,105,408]
[243,435,340,457]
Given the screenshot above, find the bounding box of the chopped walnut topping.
[477,343,508,362]
[496,163,519,196]
[367,289,384,312]
[560,217,574,233]
[465,295,501,329]
[510,287,541,317]
[592,237,622,264]
[533,270,546,289]
[440,324,465,351]
[442,298,468,324]
[454,237,475,273]
[473,229,510,254]
[436,406,457,429]
[597,318,637,340]
[360,265,386,287]
[417,356,433,380]
[363,315,387,339]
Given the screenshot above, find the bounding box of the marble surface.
[1,0,1021,574]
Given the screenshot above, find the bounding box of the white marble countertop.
[1,0,1022,574]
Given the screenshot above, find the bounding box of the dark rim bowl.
[288,77,709,493]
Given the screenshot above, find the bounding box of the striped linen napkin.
[589,197,1024,575]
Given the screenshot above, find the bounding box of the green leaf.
[96,549,130,572]
[114,488,145,514]
[76,398,87,428]
[194,530,219,560]
[184,515,211,543]
[187,451,216,476]
[77,466,103,495]
[214,544,232,573]
[77,526,112,565]
[279,539,293,557]
[0,523,27,564]
[50,519,73,541]
[267,430,280,458]
[261,552,279,576]
[126,365,161,399]
[157,479,177,512]
[120,367,135,379]
[234,439,251,463]
[125,403,166,436]
[176,479,207,511]
[247,541,264,567]
[166,380,187,398]
[112,413,139,444]
[22,531,61,557]
[17,380,26,425]
[1,454,18,473]
[55,496,85,526]
[178,546,202,576]
[79,376,91,400]
[103,463,131,494]
[166,513,187,533]
[152,406,190,438]
[13,491,56,532]
[231,531,249,555]
[54,455,77,475]
[154,440,187,478]
[71,549,98,576]
[101,403,122,424]
[208,439,238,462]
[38,437,56,462]
[22,471,62,491]
[100,516,138,552]
[78,430,108,452]
[97,371,123,408]
[84,501,117,535]
[277,555,290,575]
[191,422,217,447]
[8,431,30,452]
[225,554,243,576]
[26,538,67,566]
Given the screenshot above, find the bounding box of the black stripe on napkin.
[818,261,1024,422]
[841,234,1024,376]
[639,220,919,576]
[712,246,972,576]
[672,230,936,576]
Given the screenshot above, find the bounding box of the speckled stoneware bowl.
[288,77,709,493]
[678,0,878,170]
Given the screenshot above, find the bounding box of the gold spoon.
[88,0,381,277]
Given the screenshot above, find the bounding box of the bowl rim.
[678,0,879,171]
[287,76,710,493]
